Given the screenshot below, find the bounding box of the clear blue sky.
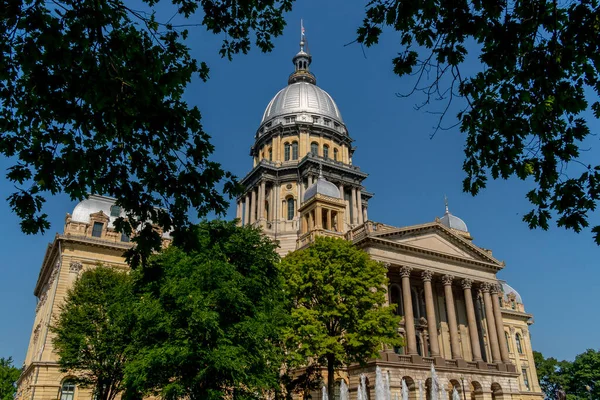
[1,0,598,366]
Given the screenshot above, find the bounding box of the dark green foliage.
[534,349,600,399]
[280,236,402,398]
[358,0,600,244]
[0,0,292,266]
[51,267,135,400]
[0,357,21,400]
[125,220,287,400]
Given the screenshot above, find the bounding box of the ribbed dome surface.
[303,176,341,202]
[261,82,343,125]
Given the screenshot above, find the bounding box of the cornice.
[371,222,503,266]
[500,308,534,320]
[356,236,504,272]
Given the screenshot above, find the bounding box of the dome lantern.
[288,20,316,85]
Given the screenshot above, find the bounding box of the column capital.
[480,282,493,293]
[399,266,412,278]
[490,283,502,295]
[461,278,473,290]
[441,274,454,286]
[421,270,434,282]
[383,262,391,270]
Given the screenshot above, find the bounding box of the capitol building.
[16,34,544,400]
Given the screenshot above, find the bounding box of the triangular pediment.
[369,222,501,265]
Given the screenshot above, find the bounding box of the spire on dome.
[439,196,469,233]
[444,194,449,213]
[289,20,316,85]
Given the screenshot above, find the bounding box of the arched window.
[389,284,403,316]
[292,141,299,160]
[268,147,272,161]
[333,148,339,161]
[311,142,319,156]
[284,143,290,161]
[323,144,329,159]
[286,197,295,220]
[516,333,524,354]
[505,331,511,353]
[60,381,76,400]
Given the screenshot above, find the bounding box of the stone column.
[422,270,440,357]
[250,188,257,224]
[442,275,462,359]
[491,284,511,363]
[481,283,502,363]
[299,177,304,207]
[244,194,250,225]
[258,181,266,220]
[400,266,418,355]
[461,279,483,361]
[355,189,363,224]
[236,201,242,226]
[326,209,332,230]
[363,206,368,222]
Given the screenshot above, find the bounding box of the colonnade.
[236,177,368,227]
[397,266,510,364]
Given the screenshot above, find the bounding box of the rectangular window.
[110,205,121,217]
[312,116,319,123]
[91,222,103,238]
[324,119,331,126]
[522,369,530,390]
[121,232,130,243]
[60,383,75,400]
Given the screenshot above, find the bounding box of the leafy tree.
[280,236,402,398]
[125,220,288,400]
[357,0,600,244]
[534,349,600,400]
[567,349,600,399]
[533,350,571,399]
[1,0,292,265]
[0,357,21,400]
[51,267,135,400]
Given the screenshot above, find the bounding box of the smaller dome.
[303,174,340,202]
[439,200,468,232]
[499,281,523,304]
[71,195,123,228]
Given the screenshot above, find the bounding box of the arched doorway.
[448,379,462,398]
[491,382,504,400]
[470,381,483,400]
[401,376,418,400]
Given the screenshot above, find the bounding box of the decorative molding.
[69,261,83,274]
[33,323,41,343]
[461,278,473,290]
[421,270,433,282]
[399,266,412,278]
[441,274,454,286]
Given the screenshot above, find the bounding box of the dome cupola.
[439,197,469,232]
[303,165,341,202]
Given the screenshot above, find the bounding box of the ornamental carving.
[480,282,492,293]
[441,274,454,286]
[48,262,59,286]
[461,278,473,290]
[383,262,391,270]
[69,261,83,273]
[33,323,41,343]
[490,283,501,294]
[421,270,433,282]
[399,266,412,278]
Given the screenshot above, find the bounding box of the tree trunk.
[327,354,335,399]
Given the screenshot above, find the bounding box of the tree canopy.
[125,220,288,400]
[1,0,292,265]
[0,357,21,400]
[534,349,600,399]
[358,0,600,244]
[280,236,402,398]
[51,267,135,400]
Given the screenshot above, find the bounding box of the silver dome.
[439,212,468,232]
[500,281,523,304]
[303,175,341,202]
[261,82,343,126]
[71,195,123,228]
